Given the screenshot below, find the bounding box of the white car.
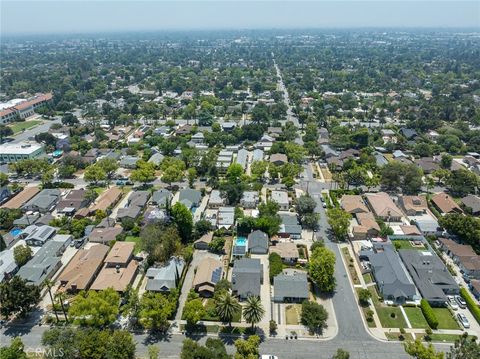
[447,296,459,310]
[457,313,470,329]
[261,356,278,359]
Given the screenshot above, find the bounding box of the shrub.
[268,253,283,281]
[460,288,480,324]
[420,299,438,329]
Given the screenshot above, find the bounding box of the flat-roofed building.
[0,142,44,163]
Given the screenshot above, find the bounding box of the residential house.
[13,213,41,227]
[461,195,480,215]
[145,257,185,292]
[148,153,164,167]
[119,156,139,169]
[248,230,269,255]
[278,213,302,239]
[143,207,167,225]
[175,124,193,136]
[270,242,299,264]
[0,250,17,282]
[151,189,172,208]
[241,191,259,209]
[471,280,480,300]
[22,189,60,213]
[216,150,234,173]
[360,242,417,303]
[89,225,123,244]
[217,207,235,230]
[222,122,236,132]
[1,186,40,210]
[117,191,150,221]
[90,242,139,292]
[194,232,214,250]
[398,195,428,216]
[56,189,91,215]
[400,225,422,236]
[438,238,480,279]
[236,149,248,170]
[232,258,263,300]
[252,149,264,162]
[21,225,57,246]
[17,240,65,286]
[351,212,381,240]
[273,270,309,303]
[413,217,442,237]
[178,189,202,209]
[271,190,289,211]
[431,193,463,215]
[57,244,110,292]
[89,187,123,214]
[209,190,226,209]
[191,132,205,144]
[415,158,440,174]
[193,257,223,297]
[399,249,459,306]
[365,192,403,222]
[270,153,288,166]
[341,195,369,214]
[400,128,418,140]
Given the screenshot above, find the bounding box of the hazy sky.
[1,1,479,35]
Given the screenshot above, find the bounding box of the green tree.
[447,169,479,197]
[358,288,372,306]
[309,246,336,292]
[268,252,283,281]
[130,160,156,185]
[446,332,480,359]
[226,163,244,183]
[162,165,184,185]
[84,164,107,184]
[96,157,119,180]
[68,288,120,327]
[106,330,136,359]
[301,300,329,334]
[0,337,28,359]
[0,276,40,319]
[250,160,268,179]
[140,224,181,265]
[13,244,32,267]
[234,335,260,359]
[181,338,230,359]
[332,349,350,359]
[187,168,197,188]
[148,345,160,359]
[215,292,241,327]
[171,202,193,242]
[440,154,453,169]
[404,339,444,359]
[0,208,22,230]
[183,298,205,326]
[327,207,351,241]
[139,291,177,331]
[242,295,265,329]
[208,236,226,253]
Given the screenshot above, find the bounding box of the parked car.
[455,295,467,309]
[261,356,279,359]
[457,313,470,329]
[73,238,85,249]
[322,202,327,208]
[447,296,459,310]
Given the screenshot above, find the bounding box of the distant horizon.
[1,1,479,36]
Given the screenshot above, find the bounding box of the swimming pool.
[10,228,22,237]
[235,237,247,246]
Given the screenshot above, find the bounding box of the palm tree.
[216,292,241,327]
[43,279,59,322]
[243,295,265,330]
[55,292,69,323]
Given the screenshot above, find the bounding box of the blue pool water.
[10,228,22,237]
[235,237,247,246]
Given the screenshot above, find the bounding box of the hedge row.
[460,288,480,325]
[420,299,438,329]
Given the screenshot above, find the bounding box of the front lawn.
[202,298,241,323]
[403,307,429,329]
[425,334,476,343]
[285,304,302,325]
[9,120,42,134]
[376,307,407,328]
[363,273,372,284]
[341,247,360,285]
[431,308,460,330]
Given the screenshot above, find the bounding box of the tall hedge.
[460,288,480,324]
[420,299,438,329]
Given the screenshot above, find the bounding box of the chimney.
[116,265,120,273]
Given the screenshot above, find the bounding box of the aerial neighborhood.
[0,29,480,359]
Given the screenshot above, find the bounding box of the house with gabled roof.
[145,257,185,292]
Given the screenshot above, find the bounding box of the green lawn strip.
[385,332,414,341]
[431,308,460,330]
[180,324,219,334]
[9,120,42,134]
[376,307,408,328]
[362,273,372,284]
[125,236,141,254]
[421,334,475,343]
[403,307,429,329]
[391,240,425,251]
[341,247,360,285]
[368,286,381,306]
[93,187,106,195]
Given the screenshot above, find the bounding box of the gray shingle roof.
[273,271,309,302]
[152,189,172,206]
[17,241,64,285]
[248,230,268,254]
[145,257,185,292]
[179,189,202,207]
[232,258,262,299]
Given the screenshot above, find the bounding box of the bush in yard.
[460,288,480,325]
[268,252,283,281]
[358,289,371,306]
[420,299,438,329]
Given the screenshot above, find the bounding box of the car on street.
[447,295,459,310]
[261,356,279,359]
[457,313,470,329]
[455,295,467,309]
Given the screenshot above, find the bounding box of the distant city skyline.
[1,1,479,36]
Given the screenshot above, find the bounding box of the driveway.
[250,254,272,325]
[174,250,222,321]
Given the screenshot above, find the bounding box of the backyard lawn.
[125,236,141,254]
[403,307,429,329]
[376,307,407,328]
[432,308,460,330]
[285,304,302,325]
[9,120,42,134]
[391,240,425,251]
